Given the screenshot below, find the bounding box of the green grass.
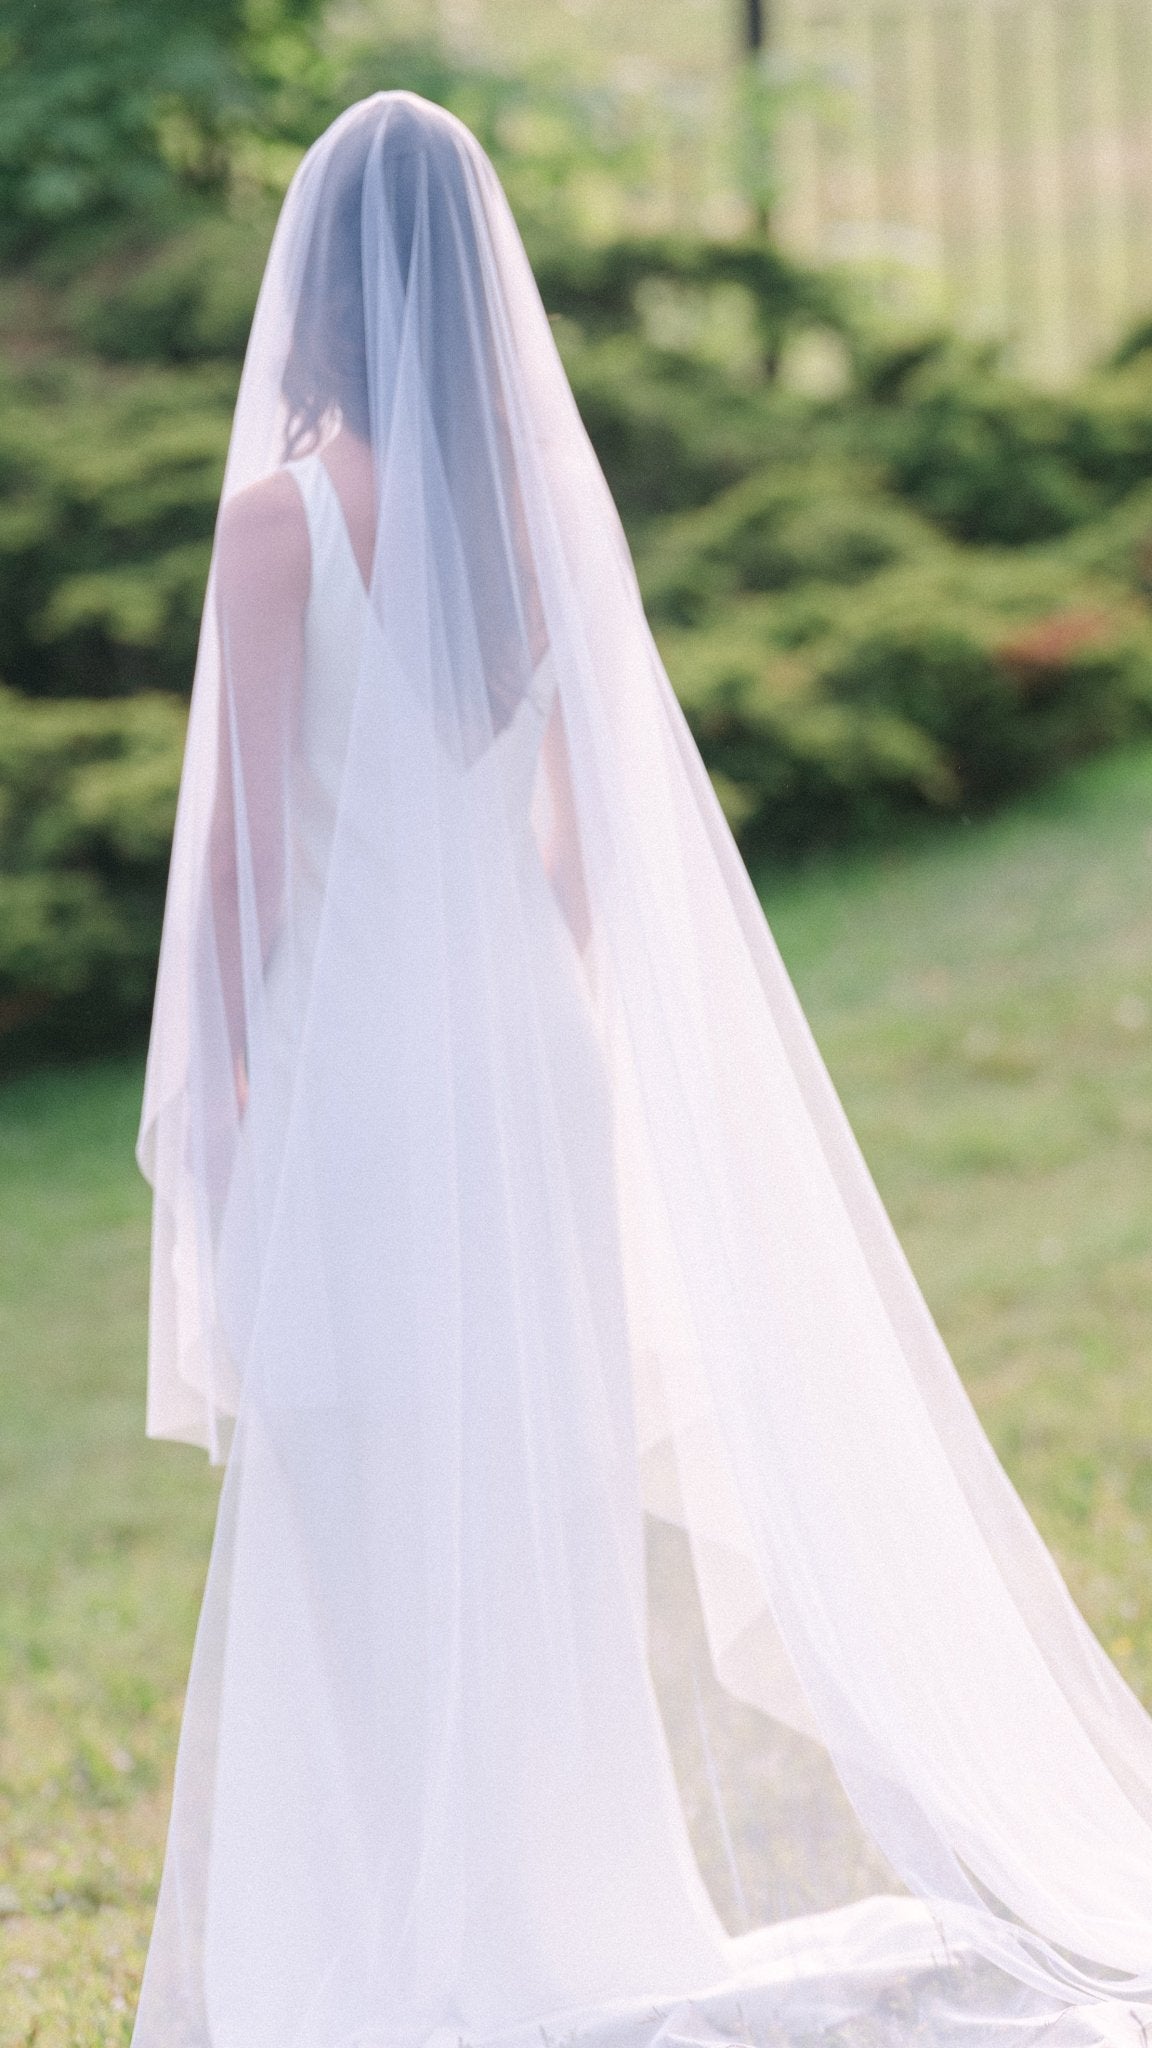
[0,1064,220,2042]
[2,741,1151,2041]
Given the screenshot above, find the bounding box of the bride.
[134,89,1152,2048]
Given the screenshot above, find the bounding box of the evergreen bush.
[655,562,1152,854]
[0,686,186,1052]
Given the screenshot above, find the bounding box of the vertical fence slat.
[1126,0,1152,321]
[902,0,946,286]
[847,0,884,258]
[1086,0,1131,354]
[774,0,827,252]
[966,0,1011,336]
[1019,0,1073,378]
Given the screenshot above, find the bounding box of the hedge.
[0,685,186,1053]
[643,480,1152,852]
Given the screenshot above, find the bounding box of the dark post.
[742,0,771,235]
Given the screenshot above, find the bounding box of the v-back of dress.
[276,448,555,984]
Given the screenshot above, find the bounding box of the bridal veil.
[134,89,1152,2048]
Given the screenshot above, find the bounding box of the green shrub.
[1057,480,1152,596]
[0,359,231,700]
[869,358,1100,545]
[1060,365,1152,506]
[656,563,1152,855]
[817,573,1151,801]
[638,464,939,625]
[63,217,267,364]
[556,331,804,526]
[856,343,1152,548]
[0,686,185,1053]
[661,610,955,849]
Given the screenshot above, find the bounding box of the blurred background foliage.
[4,0,1152,1056]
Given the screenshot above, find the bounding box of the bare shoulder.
[216,468,310,597]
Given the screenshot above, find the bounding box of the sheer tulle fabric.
[135,90,1152,2048]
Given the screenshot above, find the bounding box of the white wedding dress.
[134,90,1152,2048]
[200,447,732,2043]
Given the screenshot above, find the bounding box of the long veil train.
[134,90,1152,2048]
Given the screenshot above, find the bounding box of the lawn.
[1,739,1151,2044]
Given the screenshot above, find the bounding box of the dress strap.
[283,450,368,603]
[282,451,325,550]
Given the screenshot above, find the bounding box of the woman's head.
[278,93,546,735]
[281,94,483,458]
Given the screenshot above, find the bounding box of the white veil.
[135,90,1152,2048]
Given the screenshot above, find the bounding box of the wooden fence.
[769,0,1152,378]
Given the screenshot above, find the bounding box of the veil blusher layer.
[135,87,1152,2048]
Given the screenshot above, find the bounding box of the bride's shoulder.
[216,465,310,591]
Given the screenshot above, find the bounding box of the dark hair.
[282,118,374,457]
[279,97,544,749]
[281,98,476,460]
